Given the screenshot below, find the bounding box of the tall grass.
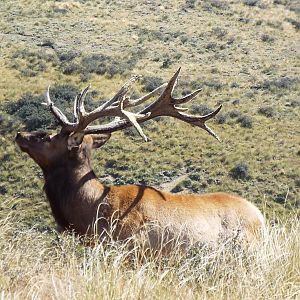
[0,214,299,299]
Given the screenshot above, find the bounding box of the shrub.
[81,54,109,74]
[10,48,58,76]
[286,18,300,30]
[215,113,228,124]
[232,99,240,105]
[171,182,185,193]
[290,99,300,107]
[253,77,298,91]
[204,0,229,10]
[237,115,253,128]
[205,42,217,50]
[184,0,197,9]
[58,51,78,62]
[0,112,19,134]
[258,106,275,117]
[80,72,92,82]
[228,110,242,118]
[188,173,201,181]
[0,184,7,195]
[274,193,287,204]
[261,34,275,43]
[180,35,189,44]
[62,62,81,75]
[4,84,80,131]
[4,94,52,131]
[204,80,223,90]
[230,162,250,180]
[243,0,259,6]
[80,54,136,78]
[20,69,38,77]
[105,160,118,169]
[190,104,213,115]
[161,58,172,69]
[142,76,164,92]
[106,62,126,78]
[212,27,228,39]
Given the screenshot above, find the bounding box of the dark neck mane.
[43,162,96,230]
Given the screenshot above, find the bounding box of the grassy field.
[0,215,299,299]
[0,0,299,298]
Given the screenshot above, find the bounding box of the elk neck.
[42,156,109,231]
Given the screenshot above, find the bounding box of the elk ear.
[67,132,85,150]
[90,133,111,149]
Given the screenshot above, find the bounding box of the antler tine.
[97,75,140,112]
[201,104,222,122]
[73,95,79,123]
[174,104,223,141]
[125,83,167,107]
[119,98,150,141]
[174,88,202,105]
[43,86,73,127]
[203,124,221,142]
[161,67,181,101]
[77,85,90,118]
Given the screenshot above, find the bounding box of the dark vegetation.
[3,85,83,131]
[230,162,250,180]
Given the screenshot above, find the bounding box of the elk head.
[16,130,111,172]
[16,68,222,173]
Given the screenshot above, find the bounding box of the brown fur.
[15,131,265,246]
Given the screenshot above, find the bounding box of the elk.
[15,68,265,247]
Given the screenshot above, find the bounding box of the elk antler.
[44,68,222,141]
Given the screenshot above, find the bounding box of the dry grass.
[0,214,299,300]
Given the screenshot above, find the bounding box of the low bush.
[10,48,58,77]
[80,72,92,82]
[81,54,109,74]
[0,112,20,134]
[228,110,242,118]
[253,76,298,91]
[142,76,164,92]
[258,106,275,117]
[62,62,81,75]
[237,115,253,128]
[204,80,223,90]
[215,113,228,124]
[190,104,213,115]
[4,84,81,131]
[161,58,172,69]
[261,34,275,43]
[57,50,79,62]
[80,54,137,78]
[243,0,259,6]
[230,162,250,180]
[286,18,300,30]
[203,0,229,10]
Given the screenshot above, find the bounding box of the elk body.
[16,69,265,247]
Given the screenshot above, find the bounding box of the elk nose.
[15,132,23,140]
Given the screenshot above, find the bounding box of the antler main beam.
[44,68,222,141]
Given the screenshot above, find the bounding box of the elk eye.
[41,136,51,142]
[32,132,50,142]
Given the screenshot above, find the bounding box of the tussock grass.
[0,214,299,300]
